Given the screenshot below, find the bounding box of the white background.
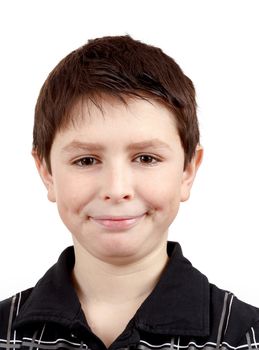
[0,1,258,305]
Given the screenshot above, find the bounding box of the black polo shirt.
[1,241,259,350]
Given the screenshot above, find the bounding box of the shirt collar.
[14,241,210,336]
[135,242,210,336]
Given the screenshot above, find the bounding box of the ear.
[180,146,203,202]
[31,150,56,203]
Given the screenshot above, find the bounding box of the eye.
[134,154,161,166]
[72,154,161,168]
[73,157,98,167]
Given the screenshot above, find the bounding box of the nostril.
[103,193,133,201]
[104,196,131,202]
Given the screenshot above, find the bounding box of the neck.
[72,241,169,306]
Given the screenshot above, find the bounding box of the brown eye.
[135,154,160,165]
[140,155,154,163]
[74,157,97,167]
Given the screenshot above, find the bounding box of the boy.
[0,35,258,350]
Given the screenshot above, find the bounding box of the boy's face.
[35,96,202,264]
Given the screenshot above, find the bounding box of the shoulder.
[0,288,32,337]
[209,282,259,348]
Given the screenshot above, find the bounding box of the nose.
[99,162,134,203]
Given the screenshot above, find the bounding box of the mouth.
[89,213,146,231]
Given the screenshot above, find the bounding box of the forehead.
[53,94,180,148]
[69,94,177,128]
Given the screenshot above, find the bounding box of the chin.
[94,238,143,263]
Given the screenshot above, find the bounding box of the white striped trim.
[252,327,258,349]
[1,337,259,350]
[139,340,171,347]
[224,293,234,335]
[13,292,22,348]
[0,337,86,347]
[139,340,218,349]
[16,292,22,317]
[139,340,259,350]
[0,339,22,344]
[176,337,180,350]
[7,295,16,349]
[36,323,46,350]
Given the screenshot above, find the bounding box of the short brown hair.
[33,35,199,172]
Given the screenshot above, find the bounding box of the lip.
[92,214,145,220]
[90,213,146,231]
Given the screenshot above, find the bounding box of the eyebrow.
[62,139,172,153]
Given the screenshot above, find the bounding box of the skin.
[33,95,203,347]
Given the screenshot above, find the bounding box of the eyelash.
[72,154,161,168]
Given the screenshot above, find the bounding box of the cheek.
[141,170,183,209]
[54,174,93,215]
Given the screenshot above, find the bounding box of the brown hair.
[33,35,199,172]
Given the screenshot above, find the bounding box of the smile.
[90,214,146,231]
